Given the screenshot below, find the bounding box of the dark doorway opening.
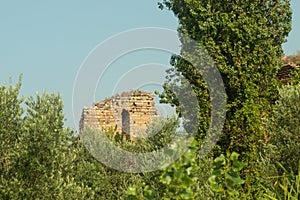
[122,109,130,135]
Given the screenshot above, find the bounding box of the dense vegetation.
[1,0,299,199]
[0,75,299,199]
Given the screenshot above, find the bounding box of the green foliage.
[275,163,300,200]
[1,75,299,199]
[261,162,300,200]
[0,76,24,199]
[208,152,247,199]
[159,140,199,199]
[290,68,300,85]
[267,84,300,175]
[158,1,292,190]
[257,83,300,199]
[106,116,179,153]
[0,77,93,199]
[15,92,77,199]
[70,137,162,199]
[126,181,156,200]
[125,140,205,200]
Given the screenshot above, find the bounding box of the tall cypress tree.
[158,0,292,172]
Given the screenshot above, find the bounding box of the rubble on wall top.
[92,90,155,109]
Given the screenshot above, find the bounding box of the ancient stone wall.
[79,90,158,139]
[277,63,300,83]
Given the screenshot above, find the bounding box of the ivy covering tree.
[158,0,292,175]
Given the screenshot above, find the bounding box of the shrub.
[258,83,300,199]
[267,84,300,175]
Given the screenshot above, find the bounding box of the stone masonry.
[79,90,158,139]
[277,62,300,84]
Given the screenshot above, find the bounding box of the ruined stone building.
[277,62,300,84]
[79,90,158,139]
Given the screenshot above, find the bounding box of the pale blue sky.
[0,1,299,129]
